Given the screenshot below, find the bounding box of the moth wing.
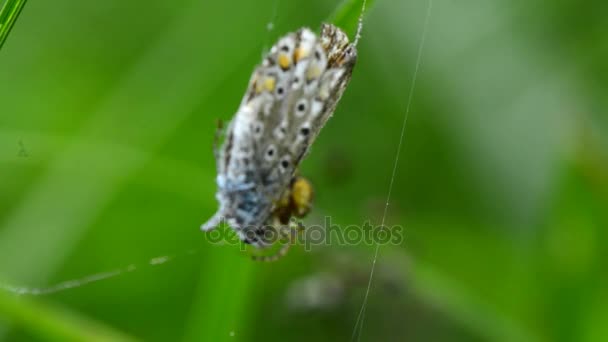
[202,24,357,236]
[249,25,357,205]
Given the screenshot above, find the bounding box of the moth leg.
[212,119,224,165]
[201,211,223,232]
[251,221,304,262]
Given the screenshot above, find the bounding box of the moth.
[201,24,357,256]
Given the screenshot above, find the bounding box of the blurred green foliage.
[1,0,607,341]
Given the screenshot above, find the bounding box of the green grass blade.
[0,0,28,51]
[0,290,136,342]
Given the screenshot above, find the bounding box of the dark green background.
[1,0,607,341]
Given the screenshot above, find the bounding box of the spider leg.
[251,221,304,262]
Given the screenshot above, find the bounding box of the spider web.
[1,3,434,342]
[350,0,433,340]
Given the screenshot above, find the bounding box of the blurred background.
[1,0,607,341]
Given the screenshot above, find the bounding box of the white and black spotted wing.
[202,24,357,248]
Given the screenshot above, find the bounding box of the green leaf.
[0,0,27,51]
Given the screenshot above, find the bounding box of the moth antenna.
[353,0,367,47]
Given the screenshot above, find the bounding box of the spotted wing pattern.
[202,24,357,248]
